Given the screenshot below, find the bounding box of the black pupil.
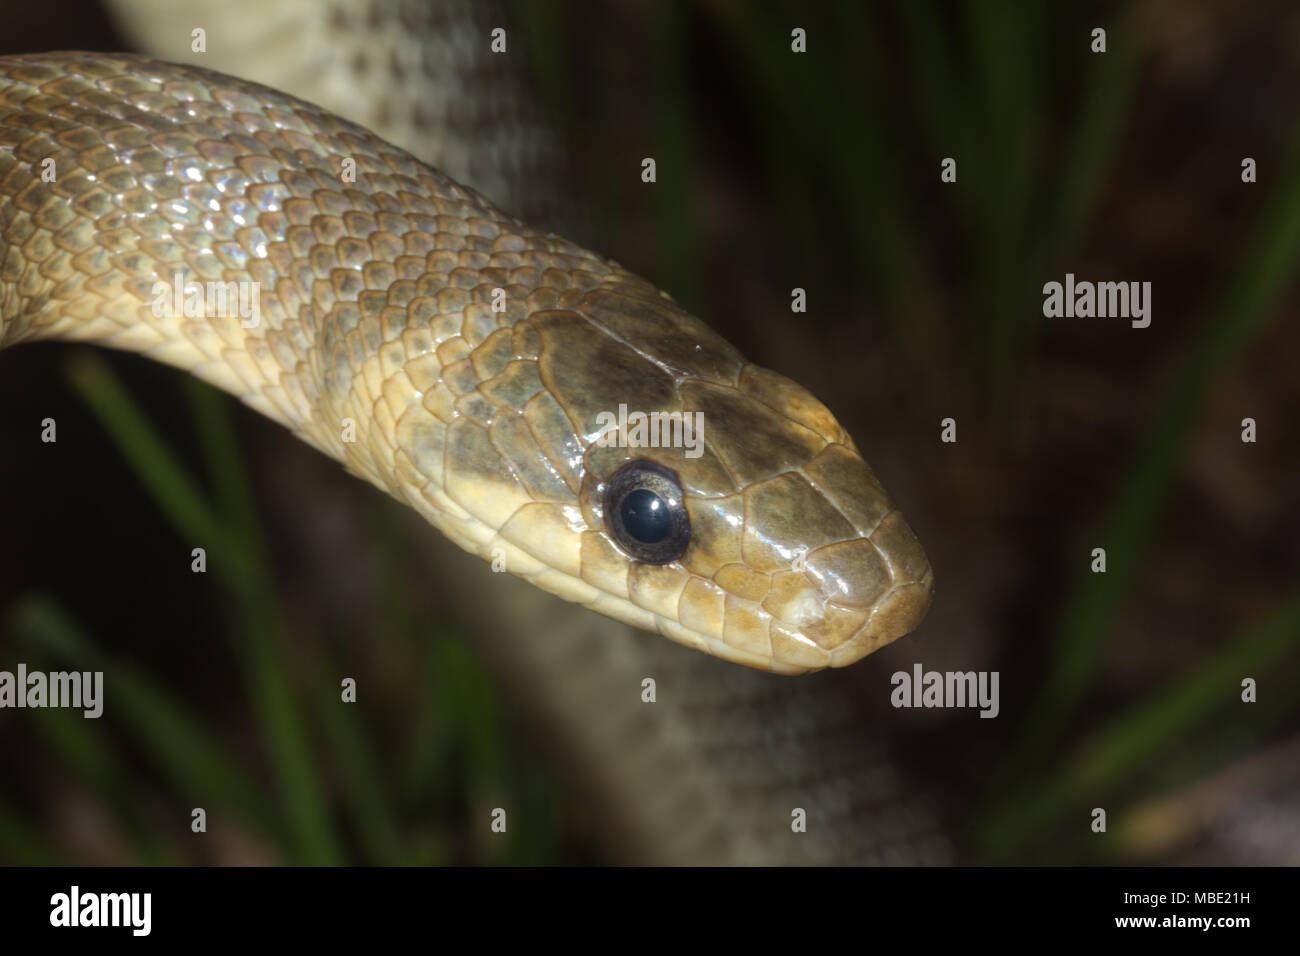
[620,488,671,543]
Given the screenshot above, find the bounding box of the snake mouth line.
[651,570,934,676]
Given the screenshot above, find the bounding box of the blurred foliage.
[515,0,1300,862]
[1,354,560,864]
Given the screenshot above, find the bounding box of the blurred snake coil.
[0,50,945,863]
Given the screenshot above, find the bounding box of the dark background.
[0,0,1297,864]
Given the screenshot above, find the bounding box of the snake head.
[381,233,931,675]
[531,283,933,675]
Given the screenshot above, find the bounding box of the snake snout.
[819,521,934,668]
[753,512,932,672]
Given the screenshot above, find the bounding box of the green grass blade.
[8,594,270,832]
[1001,119,1300,775]
[963,0,1045,399]
[305,644,405,864]
[707,1,940,354]
[63,352,230,560]
[976,588,1300,860]
[181,385,344,865]
[67,357,343,864]
[1043,6,1144,267]
[893,0,969,167]
[183,378,274,586]
[650,1,702,309]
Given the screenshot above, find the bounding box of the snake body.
[0,51,931,673]
[0,49,943,861]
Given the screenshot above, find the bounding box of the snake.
[0,46,942,861]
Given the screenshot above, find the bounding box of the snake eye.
[603,461,691,564]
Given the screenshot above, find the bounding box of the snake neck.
[0,52,599,495]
